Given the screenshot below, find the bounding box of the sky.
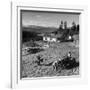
[21,10,80,28]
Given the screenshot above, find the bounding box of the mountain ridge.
[22,25,58,33]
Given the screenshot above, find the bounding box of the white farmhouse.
[43,35,57,42]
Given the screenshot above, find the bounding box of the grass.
[21,41,79,78]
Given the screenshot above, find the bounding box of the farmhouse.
[43,35,57,42]
[39,32,74,42]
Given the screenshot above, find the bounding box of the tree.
[71,21,77,30]
[59,21,63,30]
[71,21,77,35]
[75,24,79,34]
[64,21,67,29]
[77,24,79,32]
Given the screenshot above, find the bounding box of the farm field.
[21,41,79,78]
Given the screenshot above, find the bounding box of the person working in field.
[67,52,71,57]
[67,52,71,59]
[52,51,78,71]
[67,52,73,60]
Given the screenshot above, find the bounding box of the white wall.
[0,0,90,90]
[43,37,57,42]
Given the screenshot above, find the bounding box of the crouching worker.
[52,58,61,71]
[34,55,44,66]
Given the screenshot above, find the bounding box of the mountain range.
[22,25,58,33]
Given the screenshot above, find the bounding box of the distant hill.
[22,25,79,43]
[22,25,58,33]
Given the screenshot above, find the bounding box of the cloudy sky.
[21,10,80,28]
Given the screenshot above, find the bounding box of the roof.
[43,33,62,38]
